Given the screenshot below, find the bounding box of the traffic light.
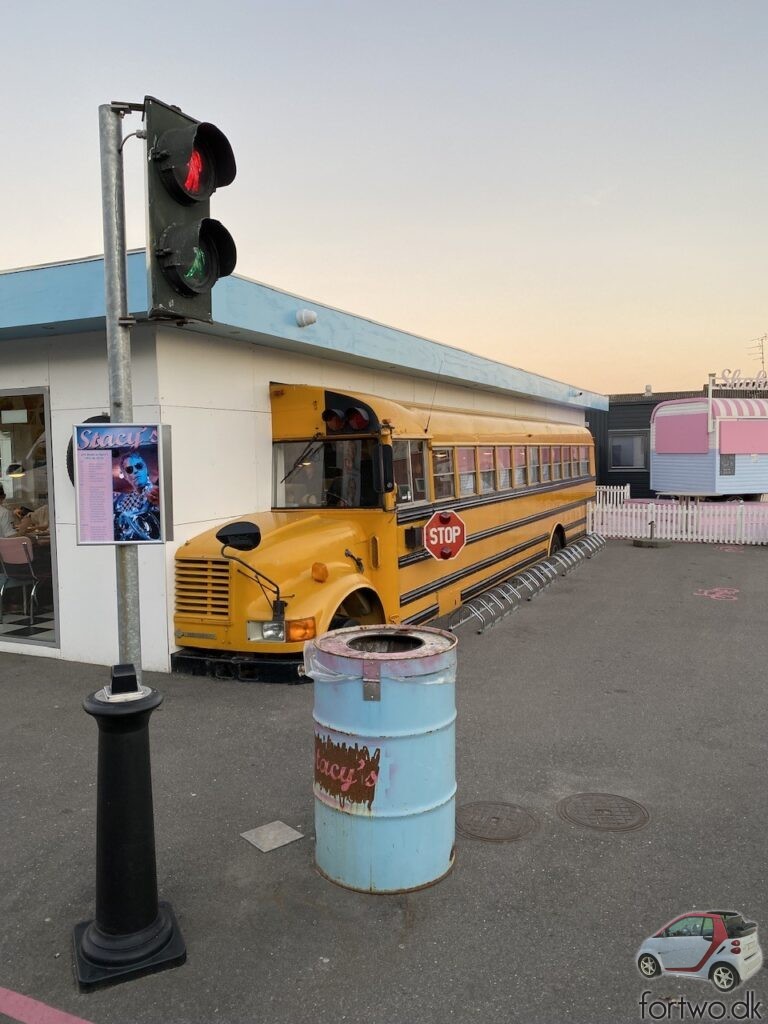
[144,96,237,322]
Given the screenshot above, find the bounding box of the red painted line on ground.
[0,987,95,1024]
[693,586,739,601]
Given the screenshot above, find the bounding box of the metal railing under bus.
[446,535,607,635]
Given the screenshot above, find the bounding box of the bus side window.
[393,440,428,504]
[393,440,411,502]
[433,448,456,499]
[497,447,511,489]
[551,446,561,481]
[579,445,589,476]
[528,446,540,485]
[540,446,551,483]
[479,447,495,492]
[409,442,427,501]
[457,447,476,496]
[513,446,526,487]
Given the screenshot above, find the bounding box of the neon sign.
[714,369,768,389]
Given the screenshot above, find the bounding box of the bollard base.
[73,901,186,990]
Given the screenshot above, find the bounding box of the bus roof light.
[345,407,370,431]
[322,408,346,432]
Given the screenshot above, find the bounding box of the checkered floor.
[0,609,56,643]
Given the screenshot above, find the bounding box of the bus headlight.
[247,618,316,642]
[261,620,286,641]
[247,620,285,642]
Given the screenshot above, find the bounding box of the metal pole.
[707,372,715,435]
[99,104,142,681]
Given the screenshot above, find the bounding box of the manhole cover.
[556,793,649,832]
[456,801,538,842]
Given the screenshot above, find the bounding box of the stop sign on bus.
[424,510,467,560]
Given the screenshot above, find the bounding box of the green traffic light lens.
[183,246,215,290]
[156,219,235,298]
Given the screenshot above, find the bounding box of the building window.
[0,390,56,647]
[609,431,648,471]
[720,454,736,477]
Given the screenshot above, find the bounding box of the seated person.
[0,486,17,538]
[15,503,49,537]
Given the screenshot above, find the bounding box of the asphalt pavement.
[2,539,768,1024]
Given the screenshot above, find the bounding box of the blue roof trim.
[0,255,607,410]
[213,275,606,409]
[0,253,148,330]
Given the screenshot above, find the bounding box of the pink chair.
[0,536,48,627]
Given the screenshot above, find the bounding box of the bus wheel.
[549,528,566,556]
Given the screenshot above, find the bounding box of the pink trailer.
[650,397,768,497]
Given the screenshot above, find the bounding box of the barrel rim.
[313,623,457,661]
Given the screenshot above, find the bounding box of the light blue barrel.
[305,624,457,893]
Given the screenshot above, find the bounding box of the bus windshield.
[273,438,379,508]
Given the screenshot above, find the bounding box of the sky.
[2,0,766,396]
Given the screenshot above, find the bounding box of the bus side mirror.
[216,521,262,551]
[374,444,395,493]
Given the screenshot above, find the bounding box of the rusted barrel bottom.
[314,795,455,893]
[315,847,456,894]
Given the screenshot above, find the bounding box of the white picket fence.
[595,484,631,507]
[588,500,768,545]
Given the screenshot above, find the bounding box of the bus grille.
[175,558,231,619]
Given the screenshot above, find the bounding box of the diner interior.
[0,391,56,644]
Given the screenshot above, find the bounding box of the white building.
[0,254,607,671]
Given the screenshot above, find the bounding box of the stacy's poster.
[73,424,173,545]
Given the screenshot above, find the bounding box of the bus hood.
[177,511,372,609]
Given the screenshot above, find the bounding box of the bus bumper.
[170,647,308,684]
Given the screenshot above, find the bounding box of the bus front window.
[273,439,379,508]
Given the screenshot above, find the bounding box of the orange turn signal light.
[311,562,329,582]
[287,618,316,642]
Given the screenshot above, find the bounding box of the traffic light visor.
[155,122,236,204]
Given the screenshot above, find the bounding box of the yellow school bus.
[172,383,595,680]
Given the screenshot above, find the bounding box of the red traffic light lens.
[170,141,216,201]
[182,147,212,198]
[155,124,235,205]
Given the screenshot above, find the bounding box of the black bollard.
[73,664,186,989]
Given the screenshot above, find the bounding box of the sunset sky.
[2,1,765,395]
